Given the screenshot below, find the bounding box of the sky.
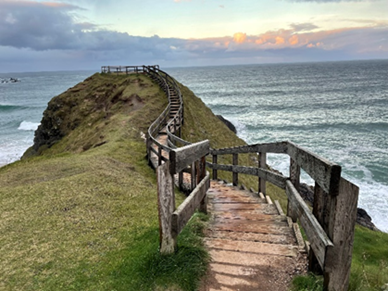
[0,0,387,72]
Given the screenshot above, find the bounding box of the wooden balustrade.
[208,141,359,291]
[103,65,359,290]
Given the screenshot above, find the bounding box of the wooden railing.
[208,141,359,291]
[103,65,208,254]
[104,65,210,254]
[102,65,359,290]
[144,67,210,254]
[101,65,159,74]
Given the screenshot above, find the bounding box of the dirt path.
[200,181,308,291]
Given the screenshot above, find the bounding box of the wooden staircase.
[201,181,307,291]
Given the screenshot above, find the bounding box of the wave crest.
[18,121,40,131]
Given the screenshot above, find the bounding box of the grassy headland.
[0,72,387,290]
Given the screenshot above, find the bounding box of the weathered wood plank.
[212,220,292,234]
[209,249,297,267]
[287,141,341,194]
[207,230,296,245]
[213,213,287,224]
[169,140,210,174]
[211,202,273,212]
[285,180,333,268]
[157,162,176,254]
[323,178,359,291]
[210,141,288,155]
[210,195,263,203]
[205,238,299,257]
[172,173,210,236]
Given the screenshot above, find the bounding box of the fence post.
[157,162,176,254]
[233,153,238,186]
[158,146,162,166]
[191,161,196,190]
[308,183,325,274]
[178,171,184,190]
[212,155,218,180]
[198,157,208,214]
[323,178,359,291]
[288,158,300,222]
[258,152,267,195]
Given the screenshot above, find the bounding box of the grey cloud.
[0,1,89,50]
[0,0,187,60]
[290,23,319,31]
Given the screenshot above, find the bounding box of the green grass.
[291,226,388,291]
[2,72,387,291]
[0,73,211,290]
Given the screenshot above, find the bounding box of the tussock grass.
[0,73,208,290]
[2,72,386,291]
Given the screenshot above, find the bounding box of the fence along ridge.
[208,140,359,291]
[102,65,359,291]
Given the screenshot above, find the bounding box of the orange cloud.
[233,32,247,44]
[275,36,285,45]
[289,35,299,45]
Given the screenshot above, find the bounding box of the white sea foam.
[18,121,40,131]
[0,137,33,167]
[227,117,247,137]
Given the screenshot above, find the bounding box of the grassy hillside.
[1,72,387,290]
[0,73,211,290]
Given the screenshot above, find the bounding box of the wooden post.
[146,135,150,164]
[233,153,238,186]
[323,178,359,291]
[309,183,325,274]
[212,155,218,180]
[191,162,196,190]
[178,171,184,190]
[288,158,301,222]
[199,157,208,214]
[158,146,162,166]
[290,158,300,191]
[258,152,267,195]
[157,162,176,254]
[196,160,201,185]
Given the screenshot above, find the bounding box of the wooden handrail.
[208,140,359,291]
[102,66,358,290]
[103,65,210,254]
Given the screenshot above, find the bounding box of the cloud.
[233,32,247,44]
[0,1,92,50]
[0,0,387,71]
[290,23,319,32]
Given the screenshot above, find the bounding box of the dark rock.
[357,208,380,231]
[296,182,379,231]
[216,115,237,134]
[299,183,314,206]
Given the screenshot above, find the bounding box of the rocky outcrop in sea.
[1,78,20,84]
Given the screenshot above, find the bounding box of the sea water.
[0,70,94,165]
[166,60,388,232]
[0,61,387,232]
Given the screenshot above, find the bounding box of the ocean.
[0,60,387,232]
